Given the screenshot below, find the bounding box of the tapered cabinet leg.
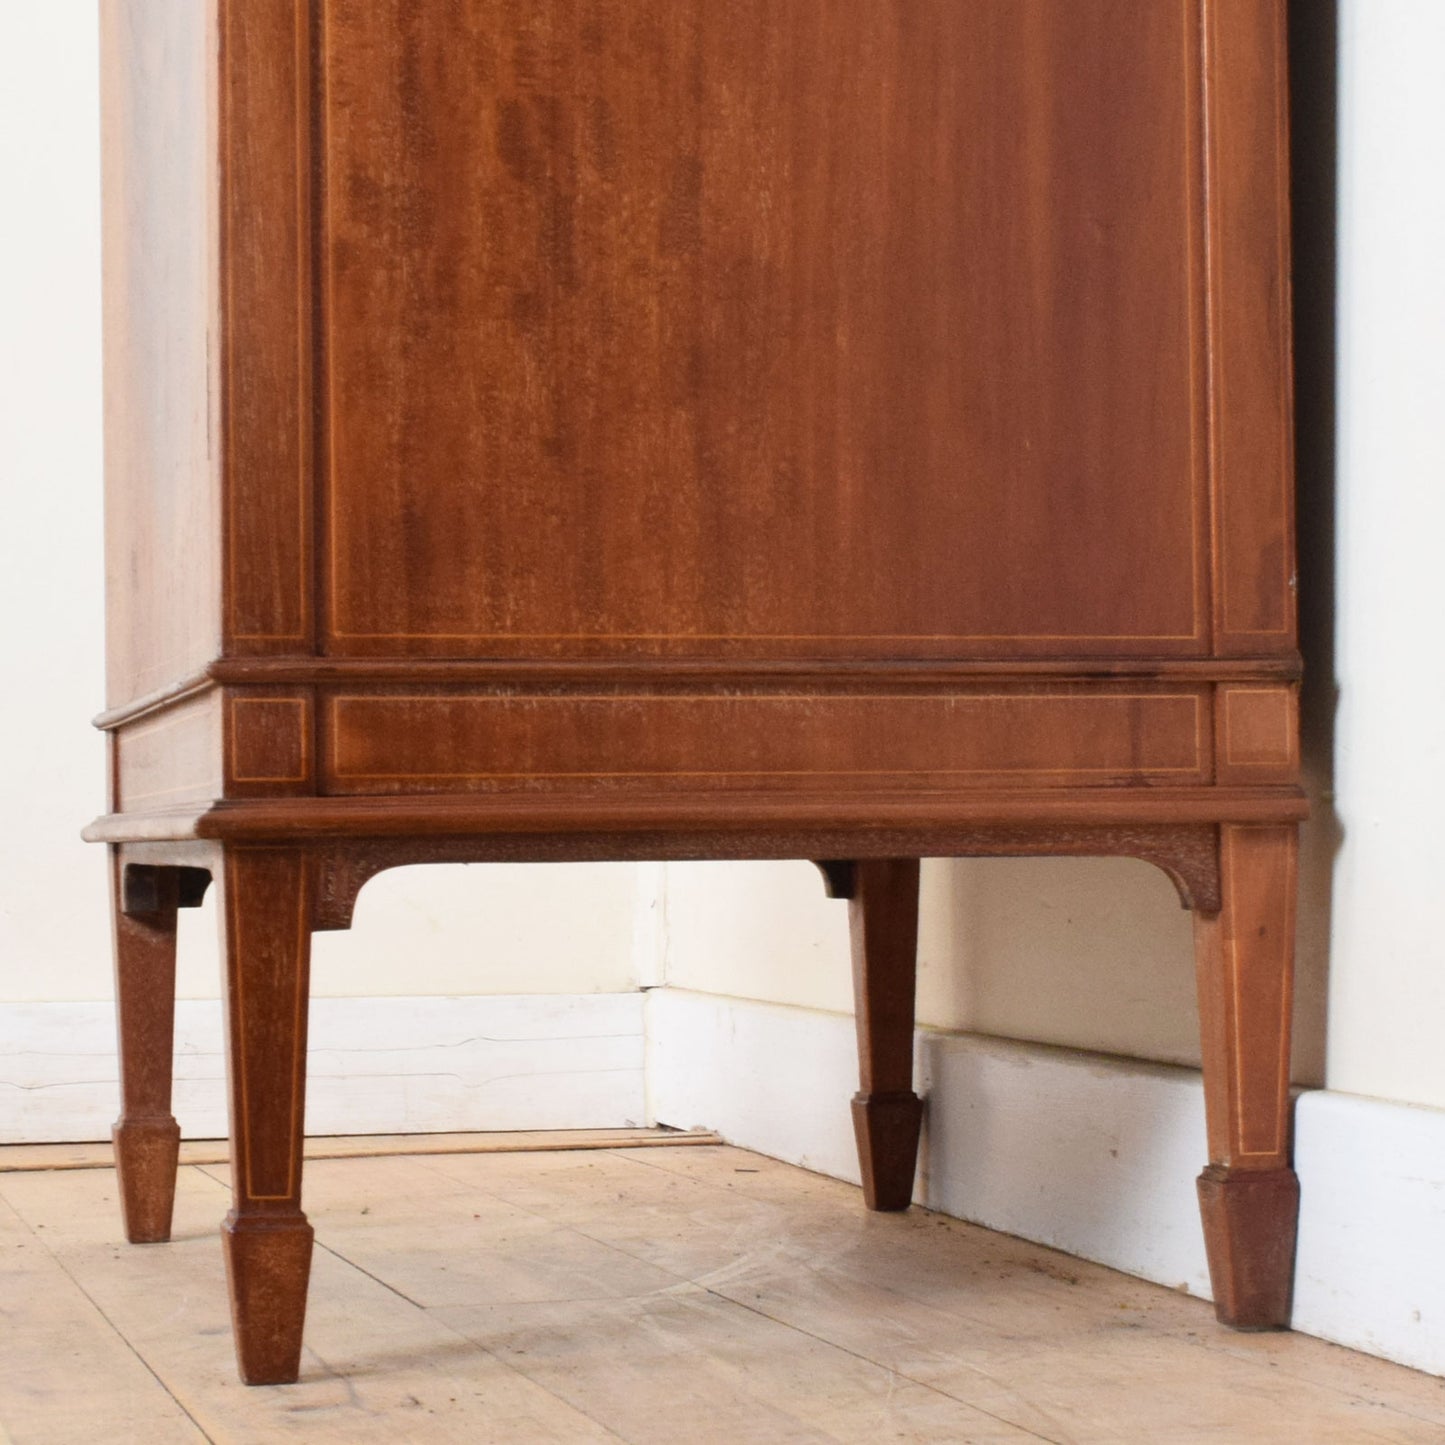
[218,849,315,1386]
[1193,824,1300,1330]
[848,858,923,1211]
[110,853,183,1244]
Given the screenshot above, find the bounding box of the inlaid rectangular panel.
[319,0,1209,658]
[322,688,1209,794]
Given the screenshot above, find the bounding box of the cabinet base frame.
[97,799,1300,1383]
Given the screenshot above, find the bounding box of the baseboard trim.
[646,986,1445,1377]
[1291,1089,1445,1375]
[0,994,647,1144]
[9,986,1442,1375]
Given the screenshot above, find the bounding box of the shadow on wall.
[919,2,1340,1090]
[1289,0,1340,1089]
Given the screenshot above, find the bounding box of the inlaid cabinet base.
[101,815,1300,1383]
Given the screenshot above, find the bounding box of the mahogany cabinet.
[90,0,1304,1385]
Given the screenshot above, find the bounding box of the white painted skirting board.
[0,994,646,1145]
[646,987,1445,1378]
[1292,1090,1445,1376]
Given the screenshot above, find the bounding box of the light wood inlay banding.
[220,0,313,647]
[1201,0,1296,651]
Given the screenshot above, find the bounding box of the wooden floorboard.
[2,1141,1442,1443]
[0,1128,721,1175]
[0,1189,207,1445]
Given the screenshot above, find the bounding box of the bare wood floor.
[1,1139,1442,1444]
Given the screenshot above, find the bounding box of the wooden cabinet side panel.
[114,692,224,812]
[1205,0,1297,652]
[101,0,223,707]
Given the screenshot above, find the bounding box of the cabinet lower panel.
[320,686,1210,795]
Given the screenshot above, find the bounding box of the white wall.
[0,8,112,1010]
[1325,0,1445,1110]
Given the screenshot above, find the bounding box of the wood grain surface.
[320,0,1206,657]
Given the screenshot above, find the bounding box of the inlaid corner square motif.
[1220,687,1297,776]
[228,696,312,786]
